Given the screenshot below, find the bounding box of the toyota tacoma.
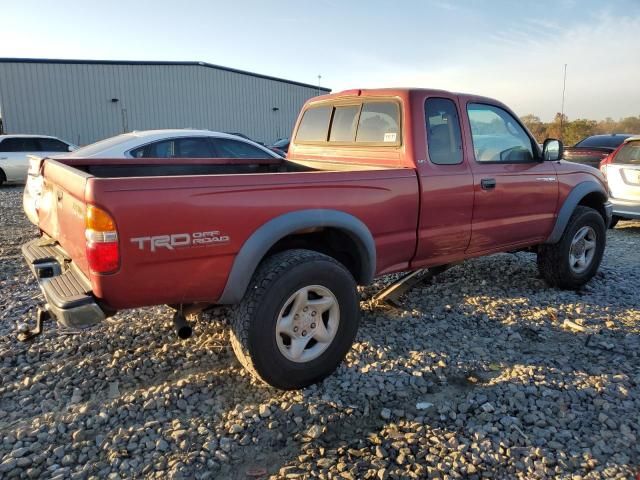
[21,88,612,389]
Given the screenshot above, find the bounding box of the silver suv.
[601,137,640,227]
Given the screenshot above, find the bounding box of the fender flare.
[217,209,376,304]
[545,181,608,244]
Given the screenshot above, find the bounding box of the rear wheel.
[0,169,5,187]
[537,206,606,289]
[230,249,359,389]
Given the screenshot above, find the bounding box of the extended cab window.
[467,104,534,163]
[425,98,463,165]
[296,106,332,142]
[356,102,400,144]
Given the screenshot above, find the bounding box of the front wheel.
[537,206,606,289]
[230,249,359,389]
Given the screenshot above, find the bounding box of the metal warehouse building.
[0,58,330,146]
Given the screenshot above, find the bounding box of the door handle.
[481,178,496,190]
[0,157,7,160]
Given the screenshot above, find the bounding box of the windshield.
[67,134,136,157]
[575,135,631,148]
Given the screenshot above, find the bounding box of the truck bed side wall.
[86,169,419,309]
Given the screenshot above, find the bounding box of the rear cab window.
[296,106,332,142]
[295,100,401,146]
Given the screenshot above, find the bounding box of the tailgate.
[37,159,92,276]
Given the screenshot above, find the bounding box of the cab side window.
[425,98,463,165]
[467,103,534,163]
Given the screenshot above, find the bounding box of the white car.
[601,136,640,227]
[0,134,75,186]
[65,129,280,159]
[23,129,282,224]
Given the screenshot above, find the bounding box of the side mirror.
[542,138,563,161]
[68,145,77,152]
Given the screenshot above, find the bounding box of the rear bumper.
[610,198,640,219]
[22,238,107,329]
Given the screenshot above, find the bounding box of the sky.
[1,0,638,121]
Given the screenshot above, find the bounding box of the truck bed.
[35,156,420,310]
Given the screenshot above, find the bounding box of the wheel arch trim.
[545,181,608,244]
[218,209,376,304]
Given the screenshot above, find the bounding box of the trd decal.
[131,231,230,252]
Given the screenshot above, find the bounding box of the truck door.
[462,102,558,253]
[411,94,474,268]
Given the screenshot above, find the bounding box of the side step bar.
[372,265,455,307]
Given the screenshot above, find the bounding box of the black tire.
[608,216,620,229]
[537,206,606,289]
[230,249,359,390]
[0,169,5,187]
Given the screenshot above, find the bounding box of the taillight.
[85,205,119,273]
[599,153,613,178]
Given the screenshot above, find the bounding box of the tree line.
[520,113,640,146]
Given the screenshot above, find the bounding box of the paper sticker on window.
[383,132,397,142]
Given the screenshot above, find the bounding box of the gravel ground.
[1,183,639,479]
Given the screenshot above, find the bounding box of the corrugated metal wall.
[0,60,328,145]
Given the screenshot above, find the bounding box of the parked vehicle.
[21,88,611,389]
[599,136,640,227]
[23,129,281,224]
[563,134,638,169]
[270,138,290,155]
[0,134,75,186]
[225,132,267,146]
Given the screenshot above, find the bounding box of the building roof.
[0,57,331,92]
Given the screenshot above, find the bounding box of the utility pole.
[560,64,567,141]
[317,75,322,96]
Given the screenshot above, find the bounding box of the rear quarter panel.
[87,169,419,309]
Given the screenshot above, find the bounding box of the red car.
[563,134,638,169]
[22,88,611,389]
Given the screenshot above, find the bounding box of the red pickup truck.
[22,88,612,389]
